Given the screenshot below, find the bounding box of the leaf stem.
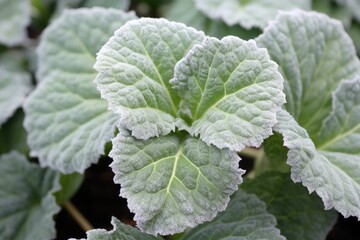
[64,201,93,232]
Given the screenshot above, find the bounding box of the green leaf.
[24,8,137,173]
[94,18,205,140]
[0,109,28,155]
[312,0,352,27]
[110,130,243,235]
[0,0,30,46]
[256,10,360,138]
[0,57,32,127]
[181,191,285,240]
[195,0,311,29]
[274,105,360,220]
[165,0,261,39]
[55,173,84,206]
[72,217,161,240]
[0,151,60,240]
[83,0,130,10]
[171,36,285,151]
[242,172,337,240]
[335,0,360,22]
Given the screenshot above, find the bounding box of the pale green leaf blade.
[94,18,205,140]
[83,0,130,10]
[24,8,137,173]
[110,130,243,235]
[195,0,310,29]
[0,0,30,46]
[171,36,285,151]
[72,217,161,240]
[256,10,360,138]
[274,108,360,219]
[317,78,360,153]
[0,59,32,126]
[181,191,285,240]
[0,151,60,240]
[165,0,261,39]
[242,172,337,240]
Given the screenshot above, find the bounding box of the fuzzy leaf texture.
[256,10,360,138]
[242,172,337,240]
[257,9,360,220]
[195,0,311,29]
[110,130,243,236]
[0,152,60,240]
[94,18,205,140]
[71,217,161,240]
[0,53,32,127]
[0,0,30,46]
[171,36,285,151]
[24,8,137,173]
[181,191,285,240]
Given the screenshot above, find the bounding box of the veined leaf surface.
[181,191,285,240]
[110,130,243,235]
[171,36,285,151]
[24,8,137,173]
[0,152,60,240]
[94,18,205,140]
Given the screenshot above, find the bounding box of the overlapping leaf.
[110,130,243,235]
[195,0,310,29]
[171,36,285,151]
[257,10,360,138]
[181,191,285,240]
[0,0,30,46]
[0,53,32,127]
[258,10,360,220]
[0,152,60,240]
[72,217,161,240]
[94,18,205,140]
[24,8,137,173]
[165,0,261,39]
[242,172,337,240]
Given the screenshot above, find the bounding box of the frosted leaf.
[0,0,30,46]
[243,172,337,240]
[257,10,360,138]
[195,0,310,29]
[274,105,360,220]
[0,152,60,240]
[94,18,205,140]
[71,217,160,240]
[181,191,285,240]
[110,130,243,235]
[0,63,31,126]
[24,8,137,173]
[171,36,285,151]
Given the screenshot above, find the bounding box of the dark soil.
[55,156,360,240]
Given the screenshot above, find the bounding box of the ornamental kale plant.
[1,0,360,240]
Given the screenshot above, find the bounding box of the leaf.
[195,0,311,29]
[335,0,360,22]
[171,36,285,151]
[0,56,32,126]
[0,110,28,155]
[0,151,60,240]
[242,172,338,240]
[0,0,30,46]
[256,10,360,138]
[71,217,161,240]
[83,0,130,10]
[94,18,205,140]
[312,0,352,27]
[55,173,84,206]
[274,105,360,220]
[24,8,137,173]
[165,0,261,39]
[180,191,285,240]
[110,130,243,235]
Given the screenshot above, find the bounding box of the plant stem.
[239,147,260,159]
[64,201,93,232]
